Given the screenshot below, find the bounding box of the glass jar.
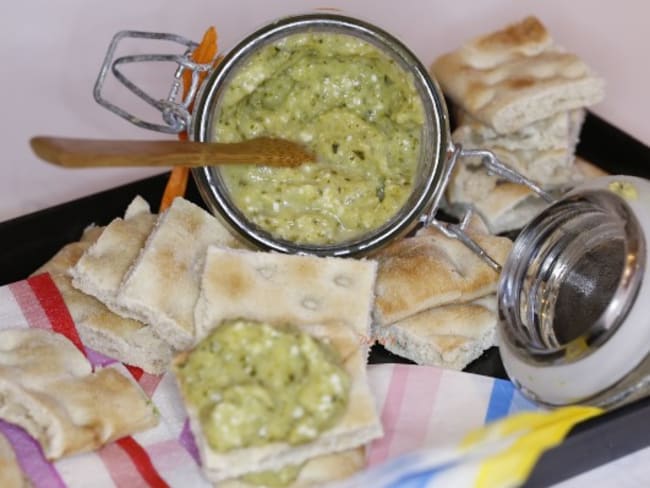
[189,14,448,257]
[498,175,649,409]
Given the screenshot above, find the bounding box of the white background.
[1,0,648,223]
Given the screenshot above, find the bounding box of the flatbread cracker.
[373,225,512,326]
[194,247,378,343]
[123,195,151,219]
[432,16,604,134]
[446,156,607,235]
[455,109,581,152]
[34,227,174,375]
[117,197,241,349]
[451,111,586,189]
[0,326,90,387]
[469,182,549,234]
[446,108,589,233]
[0,329,157,460]
[174,321,381,482]
[70,198,157,321]
[374,296,497,370]
[219,448,365,488]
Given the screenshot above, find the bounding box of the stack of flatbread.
[69,195,242,350]
[372,218,512,370]
[432,16,605,233]
[34,195,383,486]
[36,196,244,374]
[34,199,173,375]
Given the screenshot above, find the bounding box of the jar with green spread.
[192,14,449,258]
[213,32,424,245]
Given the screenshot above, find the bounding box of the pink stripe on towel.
[387,365,443,460]
[367,364,443,466]
[366,364,410,466]
[8,280,52,330]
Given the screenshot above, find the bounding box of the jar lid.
[498,175,649,407]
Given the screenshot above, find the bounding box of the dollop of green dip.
[175,319,350,457]
[214,33,424,245]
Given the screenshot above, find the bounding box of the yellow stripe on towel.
[462,406,603,488]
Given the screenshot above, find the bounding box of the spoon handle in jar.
[29,136,314,168]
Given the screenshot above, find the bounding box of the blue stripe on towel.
[484,380,515,423]
[387,461,457,488]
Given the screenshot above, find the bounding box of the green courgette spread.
[214,32,424,244]
[175,319,350,484]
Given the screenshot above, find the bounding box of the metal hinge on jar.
[93,30,212,134]
[422,143,556,272]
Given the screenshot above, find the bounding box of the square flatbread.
[0,328,157,460]
[432,16,604,134]
[374,295,497,370]
[70,196,156,321]
[34,227,174,375]
[187,247,380,481]
[174,320,382,482]
[373,223,512,326]
[194,247,378,343]
[117,197,241,349]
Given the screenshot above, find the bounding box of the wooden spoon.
[30,136,315,168]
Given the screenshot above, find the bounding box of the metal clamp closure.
[94,31,213,134]
[422,144,557,273]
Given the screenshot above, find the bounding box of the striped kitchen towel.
[0,273,584,487]
[333,405,602,488]
[0,274,207,488]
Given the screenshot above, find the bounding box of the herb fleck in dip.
[214,33,424,244]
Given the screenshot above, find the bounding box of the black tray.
[1,111,649,485]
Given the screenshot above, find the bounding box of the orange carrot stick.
[160,27,218,211]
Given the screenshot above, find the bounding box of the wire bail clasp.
[94,30,214,134]
[423,144,557,273]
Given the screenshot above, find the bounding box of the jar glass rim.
[498,188,646,366]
